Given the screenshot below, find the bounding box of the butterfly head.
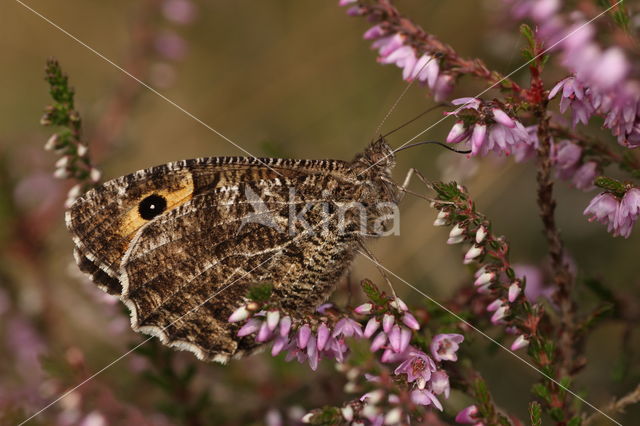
[351,137,396,177]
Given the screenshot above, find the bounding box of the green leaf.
[567,416,582,426]
[529,401,542,426]
[594,176,626,196]
[247,282,273,302]
[531,383,551,403]
[361,279,386,306]
[520,24,535,46]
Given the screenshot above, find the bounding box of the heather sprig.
[430,181,584,423]
[42,59,101,207]
[230,280,466,423]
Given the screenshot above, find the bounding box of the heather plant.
[2,1,640,425]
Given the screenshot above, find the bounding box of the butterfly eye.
[138,194,167,220]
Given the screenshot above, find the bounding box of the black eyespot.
[138,194,167,220]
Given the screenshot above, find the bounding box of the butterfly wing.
[67,157,360,362]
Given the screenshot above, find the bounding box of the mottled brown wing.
[67,157,360,362]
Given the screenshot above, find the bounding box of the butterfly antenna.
[381,103,447,138]
[393,140,471,154]
[372,54,441,140]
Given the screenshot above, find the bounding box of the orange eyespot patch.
[118,174,194,238]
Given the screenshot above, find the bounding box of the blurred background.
[1,0,638,424]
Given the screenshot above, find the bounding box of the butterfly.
[66,138,401,363]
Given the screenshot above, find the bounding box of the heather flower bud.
[510,335,530,351]
[384,408,402,425]
[354,303,373,314]
[44,134,59,151]
[256,321,272,342]
[360,389,384,405]
[53,167,70,179]
[455,405,479,424]
[449,224,464,237]
[297,324,311,349]
[389,325,402,352]
[67,184,83,200]
[446,121,468,143]
[228,305,250,322]
[370,332,387,352]
[382,314,395,333]
[90,168,102,183]
[389,298,408,312]
[402,312,420,330]
[364,317,380,338]
[474,271,494,286]
[447,234,464,245]
[433,210,448,226]
[492,108,515,128]
[341,406,354,422]
[486,299,503,312]
[77,144,88,156]
[316,323,330,351]
[237,318,261,337]
[271,335,288,356]
[508,282,521,302]
[463,245,483,264]
[266,310,280,331]
[399,327,412,352]
[475,226,487,243]
[491,305,508,324]
[279,316,292,337]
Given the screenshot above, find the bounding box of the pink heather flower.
[279,316,292,337]
[162,0,197,25]
[511,335,530,351]
[237,318,261,337]
[475,226,487,244]
[370,331,387,352]
[432,74,455,101]
[615,188,640,238]
[364,317,380,338]
[455,405,479,424]
[154,31,188,61]
[584,192,619,234]
[363,25,384,40]
[549,77,595,127]
[412,54,440,88]
[603,90,640,148]
[492,108,515,127]
[338,0,357,5]
[491,305,509,325]
[272,335,288,356]
[447,99,530,156]
[394,350,436,386]
[382,313,395,333]
[447,121,469,144]
[317,323,331,351]
[332,318,363,338]
[486,299,502,312]
[266,311,280,331]
[553,140,581,179]
[411,389,443,411]
[508,282,521,302]
[297,324,312,349]
[571,161,597,191]
[430,370,451,398]
[513,125,539,163]
[430,334,464,362]
[474,271,494,287]
[354,303,373,314]
[464,245,483,264]
[591,48,629,90]
[402,312,420,330]
[257,321,273,342]
[228,306,250,323]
